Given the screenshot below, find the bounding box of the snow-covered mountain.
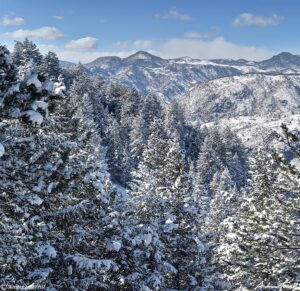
[61,51,300,100]
[84,51,247,100]
[180,74,300,122]
[258,52,300,71]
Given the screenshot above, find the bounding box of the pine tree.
[125,121,218,289]
[40,51,61,79]
[12,38,43,67]
[196,136,222,187]
[205,167,238,236]
[0,44,18,108]
[0,45,129,289]
[129,114,147,170]
[217,145,300,290]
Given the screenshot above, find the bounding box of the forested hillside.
[0,40,299,290]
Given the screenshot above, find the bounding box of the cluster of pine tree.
[0,40,299,290]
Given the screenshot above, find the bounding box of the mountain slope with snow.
[72,51,300,100]
[85,51,248,100]
[180,74,300,122]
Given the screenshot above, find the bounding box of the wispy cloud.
[233,13,282,27]
[0,16,24,26]
[114,41,129,49]
[4,26,63,40]
[53,15,63,20]
[65,37,99,51]
[160,37,273,61]
[184,28,219,39]
[114,40,152,49]
[133,40,152,48]
[155,9,191,21]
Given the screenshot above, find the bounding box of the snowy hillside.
[198,114,300,148]
[180,74,300,122]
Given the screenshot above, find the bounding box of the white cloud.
[114,39,152,49]
[233,13,282,27]
[114,41,129,49]
[65,37,98,51]
[184,32,210,39]
[133,40,152,48]
[53,15,63,20]
[184,27,220,39]
[159,37,273,61]
[155,9,191,21]
[4,26,63,40]
[0,16,24,26]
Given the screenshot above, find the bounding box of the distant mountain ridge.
[61,51,300,100]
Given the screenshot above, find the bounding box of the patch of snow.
[42,80,54,91]
[53,81,66,96]
[26,73,42,89]
[68,255,115,271]
[0,142,5,158]
[24,110,44,125]
[9,107,21,118]
[32,100,48,111]
[5,83,20,96]
[28,195,44,206]
[28,268,52,279]
[36,242,57,259]
[106,240,122,252]
[114,183,128,200]
[143,233,152,246]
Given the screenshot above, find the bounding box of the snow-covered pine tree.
[129,113,147,171]
[39,51,61,80]
[0,44,128,289]
[161,135,219,290]
[127,93,162,180]
[126,119,218,289]
[205,167,238,236]
[0,45,67,288]
[0,44,18,108]
[196,135,222,187]
[222,127,248,188]
[216,144,300,290]
[12,38,43,67]
[124,118,171,289]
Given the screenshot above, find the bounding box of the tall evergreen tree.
[217,144,300,290]
[40,51,61,79]
[12,38,43,67]
[0,45,129,289]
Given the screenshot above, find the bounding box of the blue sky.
[0,0,299,63]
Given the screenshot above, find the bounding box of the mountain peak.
[259,52,300,69]
[125,51,161,61]
[273,52,294,58]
